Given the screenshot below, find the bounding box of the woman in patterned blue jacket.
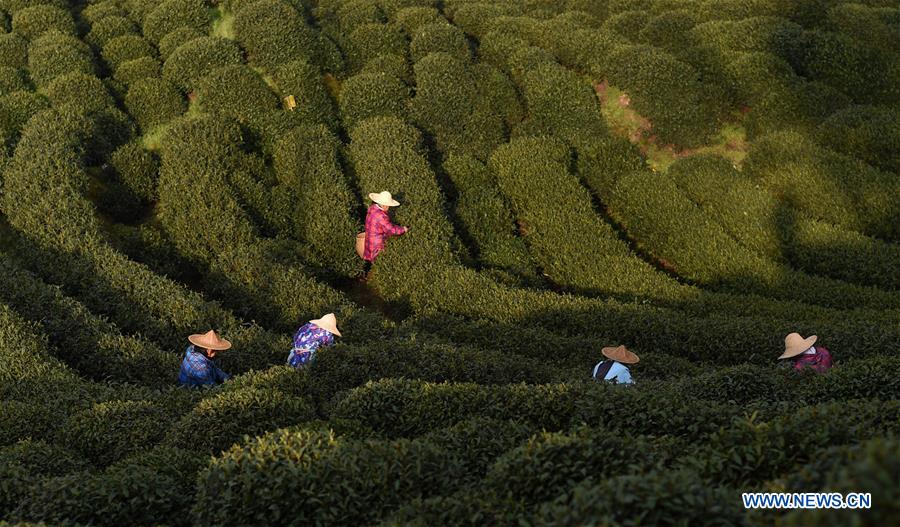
[287,313,342,369]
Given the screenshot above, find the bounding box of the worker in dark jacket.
[778,333,833,373]
[178,330,231,387]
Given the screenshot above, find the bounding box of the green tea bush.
[194,427,463,526]
[472,63,523,127]
[0,33,27,67]
[488,137,676,301]
[516,62,606,144]
[410,52,505,160]
[100,34,155,70]
[45,72,113,115]
[0,254,182,385]
[0,400,60,446]
[0,0,66,14]
[85,15,138,48]
[394,6,443,33]
[450,2,523,39]
[125,76,185,130]
[310,340,554,403]
[410,22,470,62]
[361,52,412,83]
[27,30,95,86]
[792,29,899,105]
[165,387,317,454]
[721,50,797,106]
[817,104,900,173]
[485,428,671,504]
[345,22,407,72]
[195,64,279,122]
[604,167,900,310]
[690,16,804,57]
[667,154,900,291]
[271,125,361,276]
[157,26,203,59]
[422,417,535,481]
[639,9,698,51]
[338,71,409,129]
[825,2,900,55]
[109,139,159,201]
[234,0,319,71]
[112,56,161,86]
[379,0,437,18]
[533,469,743,527]
[686,400,899,487]
[0,303,95,405]
[335,0,385,33]
[774,438,899,527]
[0,65,25,94]
[0,440,88,516]
[12,464,191,527]
[162,36,242,92]
[0,90,48,137]
[744,131,900,241]
[743,78,852,138]
[381,491,526,527]
[11,4,74,40]
[273,59,339,129]
[156,114,257,261]
[601,44,719,148]
[126,0,159,25]
[142,0,210,44]
[58,399,173,466]
[601,9,651,39]
[441,153,535,278]
[82,0,126,24]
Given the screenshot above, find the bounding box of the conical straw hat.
[188,330,232,351]
[310,313,342,337]
[369,191,400,207]
[779,333,817,359]
[601,345,639,364]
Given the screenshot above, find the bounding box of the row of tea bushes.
[155,113,377,336]
[667,154,900,291]
[440,153,537,283]
[601,165,900,310]
[744,131,900,242]
[1,104,287,373]
[0,252,178,386]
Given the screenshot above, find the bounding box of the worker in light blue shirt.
[592,345,639,385]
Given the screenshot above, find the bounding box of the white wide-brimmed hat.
[601,345,639,364]
[310,313,342,337]
[188,330,232,351]
[369,191,400,207]
[779,333,817,359]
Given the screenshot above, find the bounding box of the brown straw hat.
[779,333,817,360]
[188,330,232,351]
[310,313,342,337]
[601,345,639,364]
[369,191,400,207]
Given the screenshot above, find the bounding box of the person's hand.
[403,226,410,234]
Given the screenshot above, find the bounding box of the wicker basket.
[355,232,366,259]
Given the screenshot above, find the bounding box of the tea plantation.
[0,0,898,525]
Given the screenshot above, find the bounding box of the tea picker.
[287,313,342,370]
[592,345,639,385]
[178,330,231,387]
[357,191,409,262]
[778,333,833,373]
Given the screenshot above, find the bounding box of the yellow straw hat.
[188,330,232,351]
[779,333,817,359]
[310,313,342,337]
[369,191,400,207]
[601,345,639,364]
